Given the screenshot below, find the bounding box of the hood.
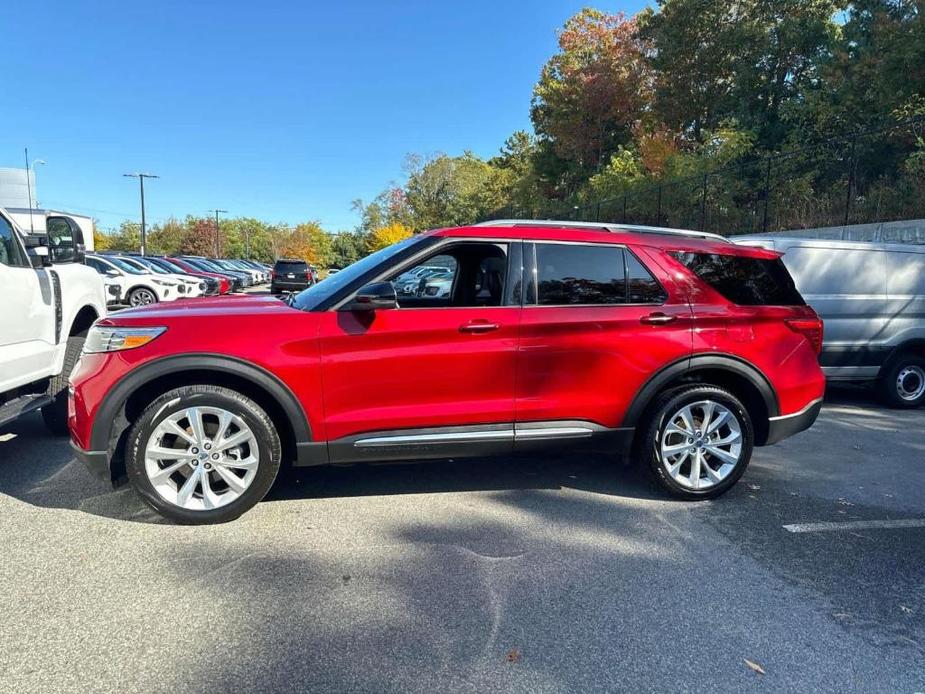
[101,295,296,324]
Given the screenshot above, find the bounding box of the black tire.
[41,334,85,436]
[878,355,925,409]
[637,385,754,500]
[128,287,158,307]
[125,385,282,524]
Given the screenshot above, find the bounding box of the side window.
[0,215,28,268]
[392,254,458,302]
[386,242,509,308]
[625,251,667,303]
[535,243,625,305]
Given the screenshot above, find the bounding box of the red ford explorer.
[69,221,825,524]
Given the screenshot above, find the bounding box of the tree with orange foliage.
[368,222,412,252]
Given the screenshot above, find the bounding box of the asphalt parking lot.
[1,389,923,693]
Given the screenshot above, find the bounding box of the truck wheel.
[638,385,754,500]
[879,355,925,408]
[129,287,157,306]
[125,385,282,524]
[41,334,84,436]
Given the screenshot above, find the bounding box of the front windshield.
[191,258,223,272]
[292,234,429,311]
[108,257,146,275]
[136,259,169,274]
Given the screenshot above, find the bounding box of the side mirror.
[343,281,397,311]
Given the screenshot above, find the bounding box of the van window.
[672,252,805,306]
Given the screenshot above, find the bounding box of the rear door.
[515,241,692,439]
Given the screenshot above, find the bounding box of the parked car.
[85,254,181,306]
[162,257,233,294]
[116,255,207,298]
[270,258,313,294]
[230,259,270,283]
[734,235,925,407]
[173,256,245,291]
[142,256,222,295]
[69,220,824,524]
[0,206,107,434]
[212,258,261,286]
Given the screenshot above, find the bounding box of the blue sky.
[3,1,647,232]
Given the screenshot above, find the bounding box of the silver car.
[734,236,925,408]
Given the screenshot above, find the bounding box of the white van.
[734,236,925,408]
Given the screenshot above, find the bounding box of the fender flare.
[621,353,779,429]
[88,354,312,453]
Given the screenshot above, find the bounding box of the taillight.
[786,318,824,355]
[270,270,276,279]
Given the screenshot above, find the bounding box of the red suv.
[69,221,825,523]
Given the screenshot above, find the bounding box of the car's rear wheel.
[125,385,281,524]
[639,385,754,500]
[879,355,925,408]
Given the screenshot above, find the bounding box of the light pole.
[23,149,45,234]
[123,173,159,255]
[209,209,227,257]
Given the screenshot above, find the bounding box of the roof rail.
[474,219,730,243]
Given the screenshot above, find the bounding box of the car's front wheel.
[639,385,754,500]
[128,287,158,307]
[125,385,281,524]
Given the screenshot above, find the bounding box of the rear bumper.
[764,397,823,446]
[70,440,111,480]
[271,281,310,292]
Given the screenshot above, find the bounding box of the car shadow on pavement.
[0,412,669,525]
[0,384,906,525]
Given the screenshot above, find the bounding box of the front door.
[0,215,56,393]
[318,240,522,462]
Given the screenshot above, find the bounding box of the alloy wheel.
[659,400,743,491]
[130,289,157,306]
[144,406,260,511]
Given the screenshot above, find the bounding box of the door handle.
[640,312,677,325]
[460,321,500,333]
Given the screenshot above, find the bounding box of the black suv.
[271,259,313,294]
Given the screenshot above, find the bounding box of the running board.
[0,393,52,429]
[353,423,597,448]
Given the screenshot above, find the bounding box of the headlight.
[83,326,166,354]
[152,279,173,287]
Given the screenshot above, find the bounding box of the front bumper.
[70,440,111,480]
[764,397,823,445]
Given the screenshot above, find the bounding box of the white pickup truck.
[0,206,109,434]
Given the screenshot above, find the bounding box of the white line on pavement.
[783,519,925,533]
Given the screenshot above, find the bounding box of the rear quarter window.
[672,251,805,306]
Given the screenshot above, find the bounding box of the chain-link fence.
[484,117,925,237]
